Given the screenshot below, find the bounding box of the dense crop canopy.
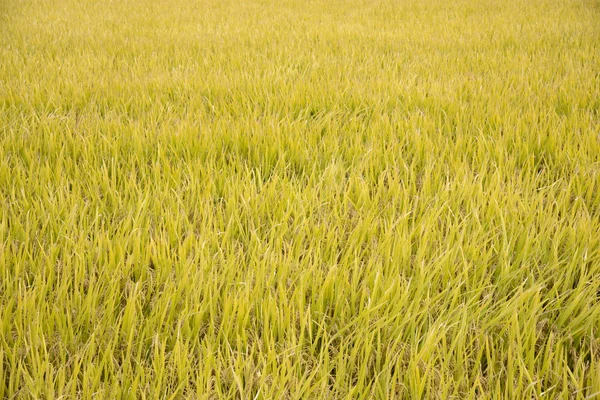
[1,0,599,398]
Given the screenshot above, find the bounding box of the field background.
[1,0,600,398]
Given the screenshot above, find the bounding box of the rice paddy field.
[1,0,600,398]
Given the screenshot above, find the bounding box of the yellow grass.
[1,0,599,398]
